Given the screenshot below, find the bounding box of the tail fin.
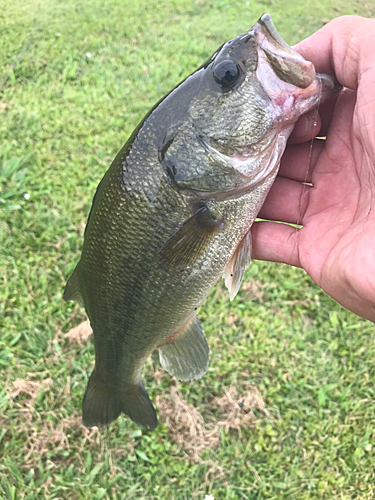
[82,371,158,430]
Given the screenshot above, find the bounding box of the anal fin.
[223,230,252,301]
[159,314,209,381]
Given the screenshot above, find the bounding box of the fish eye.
[213,60,240,90]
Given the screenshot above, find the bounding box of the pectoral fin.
[223,230,252,301]
[159,314,209,381]
[159,206,224,269]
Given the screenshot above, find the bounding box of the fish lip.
[288,72,342,120]
[258,14,292,51]
[246,14,341,121]
[249,13,316,89]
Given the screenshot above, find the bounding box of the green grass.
[1,0,375,498]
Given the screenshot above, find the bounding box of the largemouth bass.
[64,14,340,430]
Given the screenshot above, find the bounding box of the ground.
[1,0,375,498]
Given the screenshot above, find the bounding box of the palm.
[251,15,375,321]
[252,32,375,321]
[299,88,375,318]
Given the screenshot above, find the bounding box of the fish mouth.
[289,72,342,119]
[253,14,316,89]
[250,14,341,121]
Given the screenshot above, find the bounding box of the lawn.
[1,0,375,498]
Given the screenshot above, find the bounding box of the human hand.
[251,16,375,322]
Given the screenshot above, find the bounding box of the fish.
[64,14,340,430]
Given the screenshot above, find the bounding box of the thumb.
[293,15,375,91]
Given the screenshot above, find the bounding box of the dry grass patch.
[10,377,53,417]
[157,386,218,462]
[213,385,271,435]
[157,384,270,462]
[241,279,265,302]
[23,414,101,468]
[63,319,92,345]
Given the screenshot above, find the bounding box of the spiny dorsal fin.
[223,230,252,301]
[158,314,209,381]
[159,206,224,270]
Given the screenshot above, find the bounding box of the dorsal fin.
[63,266,83,304]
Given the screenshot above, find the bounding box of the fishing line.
[296,74,322,227]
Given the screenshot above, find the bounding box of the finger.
[257,177,310,224]
[316,92,340,137]
[251,221,301,267]
[289,109,321,144]
[278,139,325,183]
[293,16,375,90]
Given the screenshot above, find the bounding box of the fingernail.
[293,115,310,138]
